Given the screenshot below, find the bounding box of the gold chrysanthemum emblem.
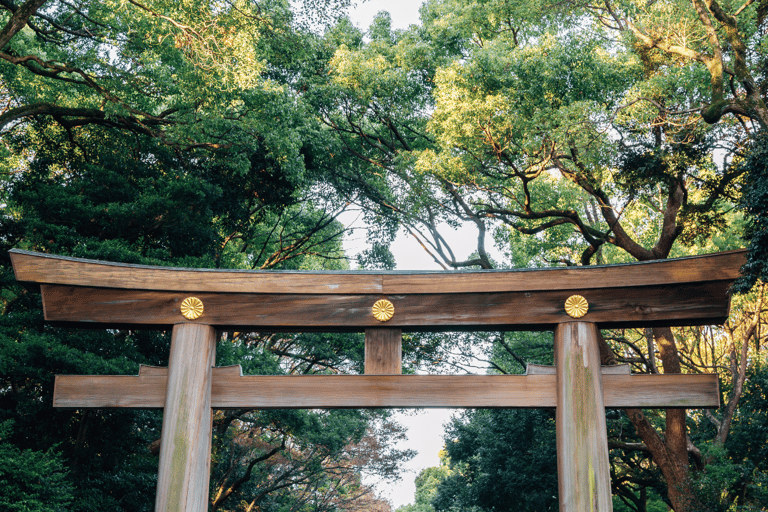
[180,297,204,320]
[564,295,589,319]
[372,299,395,322]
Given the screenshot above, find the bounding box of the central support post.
[365,328,402,375]
[155,323,217,512]
[555,322,612,511]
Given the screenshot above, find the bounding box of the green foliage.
[414,463,452,508]
[11,152,220,264]
[491,331,554,373]
[395,456,453,512]
[433,408,558,512]
[0,3,400,511]
[356,243,397,270]
[310,1,766,510]
[616,130,733,249]
[311,0,748,273]
[210,407,406,511]
[737,132,768,291]
[0,321,166,511]
[711,357,768,510]
[0,420,73,512]
[612,491,668,512]
[4,0,768,510]
[395,333,559,512]
[397,504,436,512]
[692,444,746,511]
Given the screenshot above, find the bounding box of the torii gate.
[10,248,746,512]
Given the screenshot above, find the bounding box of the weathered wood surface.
[365,328,402,374]
[11,248,745,294]
[38,280,733,330]
[555,322,612,512]
[526,363,631,375]
[53,368,720,409]
[155,324,216,512]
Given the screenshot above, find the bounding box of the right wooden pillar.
[555,321,613,511]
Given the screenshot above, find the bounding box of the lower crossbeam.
[53,365,719,409]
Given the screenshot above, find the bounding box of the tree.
[0,0,318,150]
[0,118,411,510]
[395,452,453,512]
[4,0,768,510]
[736,132,768,290]
[0,420,74,512]
[0,1,413,510]
[392,332,559,512]
[582,0,768,128]
[429,408,558,512]
[303,1,765,509]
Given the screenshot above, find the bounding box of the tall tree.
[304,1,766,509]
[0,1,411,510]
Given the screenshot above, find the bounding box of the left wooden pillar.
[155,323,217,512]
[555,321,612,511]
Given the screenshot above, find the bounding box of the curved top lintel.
[9,248,746,296]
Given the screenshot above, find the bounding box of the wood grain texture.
[365,328,402,374]
[11,249,381,295]
[555,322,613,512]
[526,364,631,375]
[11,248,745,295]
[53,370,720,409]
[39,280,733,330]
[155,324,216,512]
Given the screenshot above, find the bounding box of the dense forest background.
[2,0,768,511]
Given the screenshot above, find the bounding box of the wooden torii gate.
[10,249,746,512]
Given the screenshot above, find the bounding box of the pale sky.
[348,0,425,31]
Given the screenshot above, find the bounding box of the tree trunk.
[597,329,692,511]
[653,327,692,511]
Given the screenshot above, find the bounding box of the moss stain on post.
[589,460,596,511]
[166,386,189,511]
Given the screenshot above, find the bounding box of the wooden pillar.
[155,323,217,512]
[365,328,402,374]
[555,322,612,512]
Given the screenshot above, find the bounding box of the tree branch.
[211,441,285,510]
[0,0,47,49]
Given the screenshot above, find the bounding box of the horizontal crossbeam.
[11,249,745,330]
[53,365,720,409]
[39,281,732,331]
